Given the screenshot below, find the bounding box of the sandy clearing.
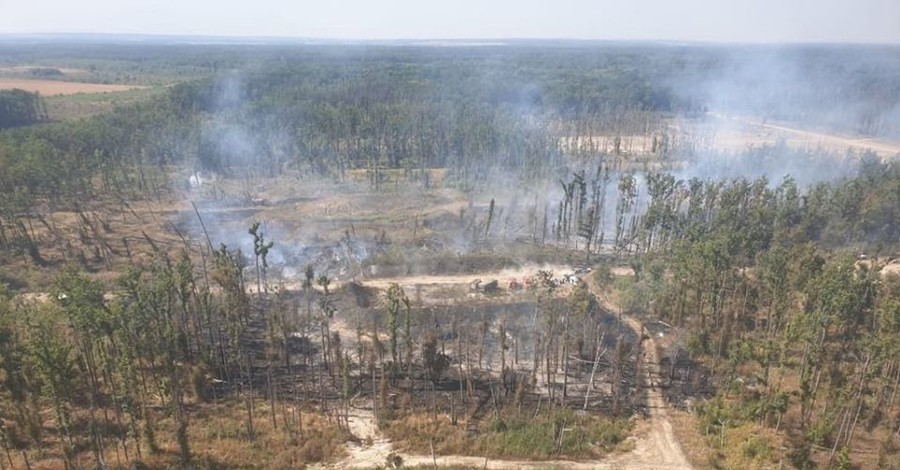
[882,263,900,277]
[856,258,900,278]
[351,264,576,290]
[0,78,143,95]
[258,264,578,300]
[610,266,635,277]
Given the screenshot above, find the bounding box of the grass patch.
[383,410,631,461]
[45,86,166,120]
[694,395,787,469]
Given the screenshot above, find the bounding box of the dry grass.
[44,86,165,120]
[669,408,789,470]
[668,410,717,470]
[5,400,347,469]
[0,78,144,96]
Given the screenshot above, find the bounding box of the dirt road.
[709,112,900,158]
[313,269,692,469]
[613,306,691,469]
[352,264,574,290]
[585,279,692,470]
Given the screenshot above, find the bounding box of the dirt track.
[585,279,692,470]
[613,307,691,469]
[709,112,900,158]
[313,269,692,470]
[756,121,900,156]
[353,264,574,290]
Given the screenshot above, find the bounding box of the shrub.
[742,435,771,460]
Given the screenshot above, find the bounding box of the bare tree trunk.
[845,354,871,451]
[584,329,604,410]
[562,308,571,400]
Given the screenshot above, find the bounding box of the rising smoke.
[179,44,897,281]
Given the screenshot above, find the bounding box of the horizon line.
[1,32,899,47]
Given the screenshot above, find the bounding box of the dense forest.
[0,41,898,469]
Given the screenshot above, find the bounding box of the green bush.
[475,410,630,459]
[805,418,834,447]
[384,410,630,460]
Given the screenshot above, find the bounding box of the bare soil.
[0,78,144,95]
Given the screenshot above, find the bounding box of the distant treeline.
[3,41,899,133]
[1,44,900,209]
[0,89,47,129]
[0,49,688,206]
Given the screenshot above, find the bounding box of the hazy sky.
[1,0,898,44]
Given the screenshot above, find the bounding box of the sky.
[1,0,899,44]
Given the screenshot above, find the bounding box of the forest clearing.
[0,78,142,95]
